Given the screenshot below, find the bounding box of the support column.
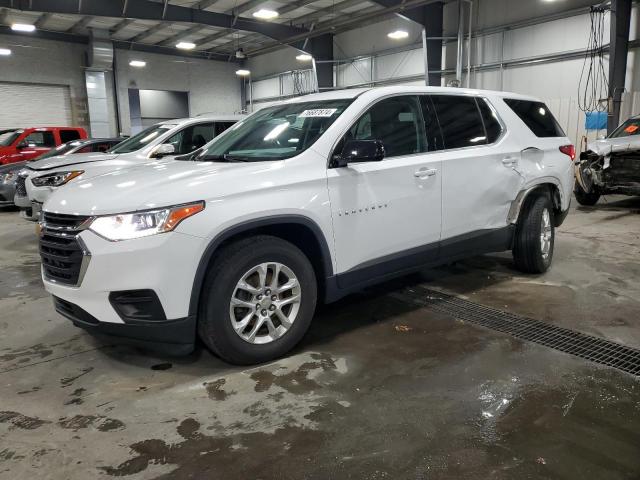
[309,33,334,90]
[402,2,443,86]
[608,0,632,133]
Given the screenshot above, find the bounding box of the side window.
[504,99,565,138]
[164,123,215,155]
[77,145,93,153]
[346,96,426,158]
[24,131,56,148]
[215,122,235,136]
[430,95,487,149]
[419,96,445,151]
[59,129,81,143]
[91,143,111,153]
[476,99,502,143]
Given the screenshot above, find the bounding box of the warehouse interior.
[1,0,640,478]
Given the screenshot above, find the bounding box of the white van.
[40,86,574,364]
[15,115,243,220]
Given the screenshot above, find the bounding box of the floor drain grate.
[398,287,640,376]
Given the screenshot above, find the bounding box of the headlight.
[1,171,16,182]
[31,171,84,188]
[88,202,205,241]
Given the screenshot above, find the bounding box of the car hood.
[27,152,119,171]
[587,136,640,155]
[0,160,27,174]
[45,159,284,216]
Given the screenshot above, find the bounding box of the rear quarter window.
[504,99,565,138]
[59,129,82,143]
[430,95,487,149]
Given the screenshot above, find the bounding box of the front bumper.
[54,296,195,355]
[0,180,16,205]
[16,199,41,221]
[43,228,206,354]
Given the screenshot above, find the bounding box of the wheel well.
[206,223,329,303]
[520,183,563,222]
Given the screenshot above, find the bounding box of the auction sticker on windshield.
[299,109,337,118]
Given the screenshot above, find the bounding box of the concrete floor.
[0,198,639,479]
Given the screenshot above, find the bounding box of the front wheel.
[574,181,600,206]
[513,194,555,274]
[198,235,317,365]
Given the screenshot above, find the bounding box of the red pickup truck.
[0,127,88,165]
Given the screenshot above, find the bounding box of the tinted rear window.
[504,99,565,137]
[430,95,487,149]
[477,99,502,143]
[60,129,81,143]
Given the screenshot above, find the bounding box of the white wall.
[0,34,89,129]
[0,33,243,136]
[114,49,242,135]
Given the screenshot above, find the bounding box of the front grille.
[39,213,91,286]
[15,175,27,196]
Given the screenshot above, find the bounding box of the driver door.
[327,95,443,289]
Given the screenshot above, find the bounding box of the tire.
[574,181,600,206]
[197,235,317,365]
[513,194,555,274]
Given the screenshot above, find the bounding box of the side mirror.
[16,141,29,149]
[336,139,385,167]
[151,143,176,158]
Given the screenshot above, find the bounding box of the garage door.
[0,82,73,129]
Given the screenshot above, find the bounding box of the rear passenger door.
[429,94,523,247]
[327,95,442,288]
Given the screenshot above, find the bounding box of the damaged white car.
[575,115,640,205]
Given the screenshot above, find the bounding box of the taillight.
[559,144,575,161]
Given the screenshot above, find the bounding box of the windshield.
[34,141,84,160]
[197,100,352,162]
[108,124,175,154]
[0,129,21,147]
[609,118,640,138]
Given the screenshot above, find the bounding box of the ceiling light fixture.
[176,41,196,50]
[387,30,409,40]
[253,9,279,19]
[236,69,251,76]
[0,48,11,56]
[129,60,146,67]
[296,53,313,62]
[11,23,36,32]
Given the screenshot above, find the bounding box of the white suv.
[15,115,243,220]
[40,86,574,364]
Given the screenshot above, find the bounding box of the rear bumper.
[53,296,196,355]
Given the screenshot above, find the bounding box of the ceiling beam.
[0,0,308,42]
[111,18,135,34]
[130,21,168,42]
[371,0,436,24]
[194,0,219,9]
[162,0,326,51]
[67,15,94,32]
[158,24,204,46]
[34,12,52,28]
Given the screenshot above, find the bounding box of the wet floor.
[0,198,639,479]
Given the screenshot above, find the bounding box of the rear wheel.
[574,181,600,206]
[513,194,555,274]
[198,235,317,365]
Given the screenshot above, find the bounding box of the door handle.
[414,168,437,178]
[502,157,519,167]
